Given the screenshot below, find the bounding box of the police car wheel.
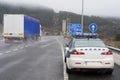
[66,64,72,73]
[64,57,66,62]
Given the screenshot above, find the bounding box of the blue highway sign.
[69,23,82,35]
[89,23,98,32]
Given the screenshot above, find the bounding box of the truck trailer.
[3,14,41,43]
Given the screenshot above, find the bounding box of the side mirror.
[64,43,69,47]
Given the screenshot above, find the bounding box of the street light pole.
[66,13,68,34]
[81,0,84,33]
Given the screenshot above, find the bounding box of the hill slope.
[0,3,120,38]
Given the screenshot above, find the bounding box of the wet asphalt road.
[0,36,63,80]
[0,36,120,80]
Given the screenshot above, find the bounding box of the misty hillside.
[0,3,120,39]
[0,3,54,27]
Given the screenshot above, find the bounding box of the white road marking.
[5,51,11,53]
[56,38,69,80]
[13,48,18,51]
[39,39,53,43]
[0,53,3,55]
[41,42,56,48]
[20,47,24,49]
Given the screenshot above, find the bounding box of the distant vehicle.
[64,34,114,74]
[3,14,41,43]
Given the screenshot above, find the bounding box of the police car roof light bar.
[73,33,99,38]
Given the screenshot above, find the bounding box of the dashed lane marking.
[0,58,25,74]
[41,42,56,48]
[0,53,3,55]
[5,51,11,53]
[27,45,31,47]
[13,48,18,51]
[20,47,24,49]
[1,46,25,55]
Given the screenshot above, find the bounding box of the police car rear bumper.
[67,58,114,69]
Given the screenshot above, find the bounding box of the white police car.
[64,34,114,74]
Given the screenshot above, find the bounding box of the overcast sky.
[0,0,120,17]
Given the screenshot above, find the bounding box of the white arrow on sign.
[92,25,95,31]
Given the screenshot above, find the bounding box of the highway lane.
[0,36,63,80]
[0,36,120,80]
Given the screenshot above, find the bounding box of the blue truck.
[3,14,41,43]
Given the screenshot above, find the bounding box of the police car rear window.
[74,40,105,47]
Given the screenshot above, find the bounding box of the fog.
[0,0,120,17]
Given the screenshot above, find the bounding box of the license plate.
[86,61,101,65]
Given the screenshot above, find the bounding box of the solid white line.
[56,38,69,80]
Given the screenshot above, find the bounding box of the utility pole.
[62,20,67,36]
[81,0,84,33]
[66,13,69,34]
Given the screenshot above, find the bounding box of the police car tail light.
[71,51,85,55]
[101,51,113,55]
[105,62,111,64]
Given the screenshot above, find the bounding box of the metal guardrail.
[107,46,120,53]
